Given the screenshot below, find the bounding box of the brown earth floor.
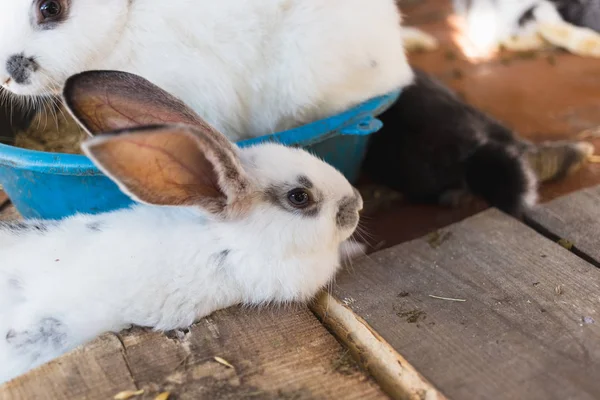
[1,0,600,250]
[358,0,600,250]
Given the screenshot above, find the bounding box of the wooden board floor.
[2,185,600,399]
[527,186,600,266]
[2,307,389,400]
[324,206,600,400]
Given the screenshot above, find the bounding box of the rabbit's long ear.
[82,123,252,216]
[62,70,206,136]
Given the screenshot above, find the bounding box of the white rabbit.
[0,71,363,384]
[0,0,413,140]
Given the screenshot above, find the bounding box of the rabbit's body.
[362,68,594,216]
[0,0,412,140]
[362,68,538,216]
[0,71,363,384]
[0,201,340,383]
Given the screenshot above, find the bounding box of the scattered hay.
[0,99,87,154]
[154,392,170,400]
[557,238,574,251]
[428,295,466,302]
[426,230,453,249]
[526,140,595,183]
[114,389,144,400]
[214,356,235,369]
[555,285,564,295]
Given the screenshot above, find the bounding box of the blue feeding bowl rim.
[0,89,400,174]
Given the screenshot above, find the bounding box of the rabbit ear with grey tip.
[81,123,252,216]
[62,70,207,136]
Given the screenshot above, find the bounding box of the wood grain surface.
[1,307,388,400]
[526,184,600,266]
[331,209,600,400]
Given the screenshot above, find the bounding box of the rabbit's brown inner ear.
[63,70,205,135]
[84,127,233,212]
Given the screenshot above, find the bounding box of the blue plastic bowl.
[0,90,399,220]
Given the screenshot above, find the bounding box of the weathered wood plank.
[119,306,388,399]
[328,209,600,400]
[1,334,137,400]
[311,293,447,400]
[526,184,600,265]
[2,306,389,400]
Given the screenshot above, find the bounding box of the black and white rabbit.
[362,68,593,217]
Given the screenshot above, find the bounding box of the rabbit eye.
[287,188,312,208]
[38,0,63,21]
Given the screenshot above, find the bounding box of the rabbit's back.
[104,0,412,139]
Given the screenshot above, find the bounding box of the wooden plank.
[2,307,389,400]
[311,293,447,400]
[526,184,600,265]
[1,334,137,400]
[119,307,388,399]
[326,209,600,400]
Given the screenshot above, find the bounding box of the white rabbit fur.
[0,71,363,382]
[0,140,362,384]
[0,0,413,140]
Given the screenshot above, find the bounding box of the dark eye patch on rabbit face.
[31,0,71,30]
[265,175,322,217]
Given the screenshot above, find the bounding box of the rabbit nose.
[6,54,38,85]
[336,191,362,229]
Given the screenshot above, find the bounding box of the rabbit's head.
[0,0,130,96]
[66,70,362,256]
